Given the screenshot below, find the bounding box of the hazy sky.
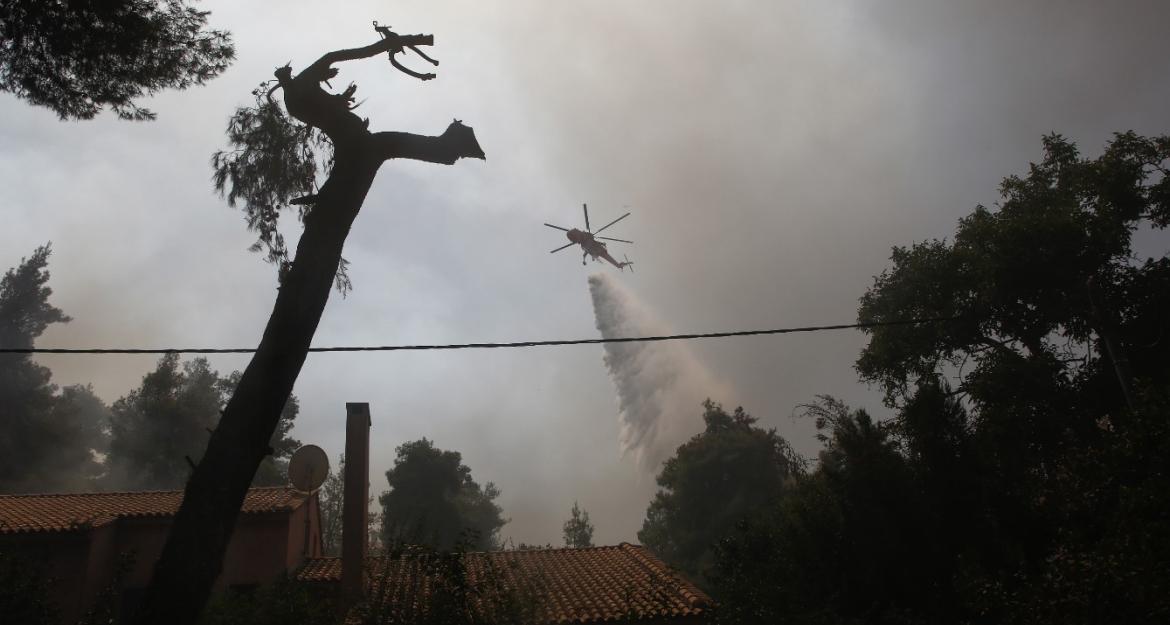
[2,0,1168,545]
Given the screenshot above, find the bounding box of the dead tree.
[132,27,484,625]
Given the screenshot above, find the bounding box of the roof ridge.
[0,485,292,499]
[503,543,624,554]
[1,486,306,535]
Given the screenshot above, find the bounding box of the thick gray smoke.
[588,274,732,473]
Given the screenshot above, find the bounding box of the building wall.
[284,494,322,571]
[1,500,319,623]
[116,513,296,592]
[80,523,119,612]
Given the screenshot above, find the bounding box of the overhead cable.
[0,316,959,355]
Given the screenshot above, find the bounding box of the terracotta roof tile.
[0,486,308,534]
[297,543,712,623]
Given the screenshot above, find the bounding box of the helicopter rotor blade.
[549,242,575,254]
[597,236,633,244]
[583,203,591,233]
[593,212,630,235]
[544,223,570,232]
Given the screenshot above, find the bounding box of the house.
[0,403,713,623]
[311,404,714,624]
[0,485,322,622]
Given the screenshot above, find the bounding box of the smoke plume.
[588,274,731,473]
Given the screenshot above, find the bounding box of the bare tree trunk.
[133,33,483,625]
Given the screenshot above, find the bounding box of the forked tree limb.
[305,33,434,81]
[279,33,459,151]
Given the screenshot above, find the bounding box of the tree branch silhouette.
[133,25,483,625]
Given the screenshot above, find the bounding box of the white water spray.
[588,274,731,473]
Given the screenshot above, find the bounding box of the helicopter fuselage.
[545,204,633,270]
[566,229,626,268]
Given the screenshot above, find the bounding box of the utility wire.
[0,316,958,355]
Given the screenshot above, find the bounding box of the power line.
[0,316,958,355]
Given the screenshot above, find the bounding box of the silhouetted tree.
[711,397,935,625]
[0,246,69,348]
[858,132,1169,412]
[562,501,594,548]
[639,400,801,585]
[0,0,234,120]
[379,438,507,552]
[853,132,1170,621]
[46,383,111,487]
[895,377,993,599]
[105,354,300,490]
[0,245,108,494]
[981,388,1170,625]
[711,133,1170,623]
[135,25,482,624]
[106,353,221,489]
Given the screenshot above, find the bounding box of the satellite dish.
[288,445,330,492]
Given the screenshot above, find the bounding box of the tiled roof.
[0,486,308,534]
[297,543,712,623]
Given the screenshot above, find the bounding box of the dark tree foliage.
[0,0,234,120]
[711,397,943,625]
[0,245,69,349]
[714,390,1170,625]
[44,383,111,486]
[197,576,337,625]
[562,501,594,548]
[712,133,1170,624]
[0,551,58,625]
[0,245,109,494]
[107,353,221,490]
[858,132,1170,410]
[958,386,1170,625]
[106,354,300,490]
[379,438,508,552]
[211,90,335,282]
[638,400,801,586]
[854,133,1170,621]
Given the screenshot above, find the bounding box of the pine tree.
[0,245,108,493]
[562,501,595,548]
[0,0,234,120]
[106,355,300,490]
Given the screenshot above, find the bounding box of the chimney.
[342,402,371,605]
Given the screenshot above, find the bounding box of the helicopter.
[545,204,634,271]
